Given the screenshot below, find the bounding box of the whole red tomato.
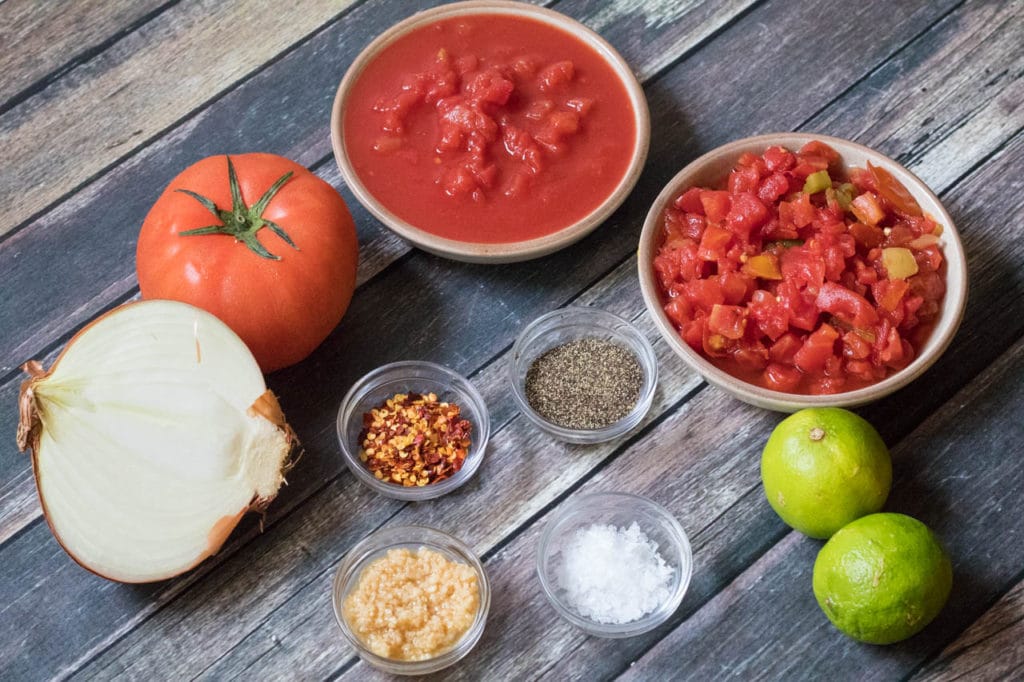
[137,153,358,372]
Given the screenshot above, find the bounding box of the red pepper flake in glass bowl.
[359,392,472,487]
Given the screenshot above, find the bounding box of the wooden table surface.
[2,0,1022,679]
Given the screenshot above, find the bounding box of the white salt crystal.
[556,521,674,624]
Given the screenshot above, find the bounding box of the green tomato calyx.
[176,156,298,260]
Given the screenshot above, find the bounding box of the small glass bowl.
[337,361,490,500]
[332,525,491,675]
[536,492,693,638]
[509,307,658,443]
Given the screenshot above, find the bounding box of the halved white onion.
[17,300,296,583]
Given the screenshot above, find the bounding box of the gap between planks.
[0,0,373,243]
[2,0,1015,671]
[615,331,1024,681]
[3,0,1009,551]
[0,0,180,116]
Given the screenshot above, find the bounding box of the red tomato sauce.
[343,14,637,243]
[653,142,947,395]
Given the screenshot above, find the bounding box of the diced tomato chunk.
[763,146,796,172]
[729,166,761,194]
[708,304,748,340]
[793,323,839,373]
[815,282,878,328]
[719,271,753,305]
[769,332,803,363]
[684,278,725,310]
[798,140,841,164]
[872,279,910,313]
[780,193,816,228]
[726,192,770,239]
[537,61,574,92]
[758,172,791,204]
[700,190,731,223]
[868,161,922,217]
[849,221,884,248]
[850,192,885,226]
[733,345,769,371]
[842,331,872,360]
[674,187,704,214]
[764,363,803,392]
[663,297,691,327]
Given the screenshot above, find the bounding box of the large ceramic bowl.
[638,133,968,412]
[331,0,650,263]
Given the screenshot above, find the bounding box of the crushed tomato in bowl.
[653,141,946,395]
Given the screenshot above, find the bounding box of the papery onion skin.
[16,301,299,584]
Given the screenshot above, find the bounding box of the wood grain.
[0,0,169,107]
[623,334,1024,680]
[0,0,357,236]
[912,580,1024,682]
[1,0,1021,679]
[76,261,704,680]
[0,7,1000,678]
[0,0,979,546]
[810,0,1023,192]
[0,0,769,545]
[544,125,1024,682]
[71,2,1024,677]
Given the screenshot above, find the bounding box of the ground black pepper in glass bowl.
[525,338,644,429]
[510,307,658,443]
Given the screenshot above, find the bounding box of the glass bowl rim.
[535,491,694,637]
[509,306,659,443]
[336,360,490,500]
[331,524,491,674]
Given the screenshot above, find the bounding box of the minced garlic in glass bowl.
[332,526,490,675]
[343,547,479,660]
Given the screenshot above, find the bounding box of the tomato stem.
[176,156,298,260]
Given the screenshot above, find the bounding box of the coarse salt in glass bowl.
[332,525,491,675]
[509,307,658,444]
[536,491,693,638]
[336,361,490,500]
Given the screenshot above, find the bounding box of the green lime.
[813,513,952,644]
[761,407,891,539]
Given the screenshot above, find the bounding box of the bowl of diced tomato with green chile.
[638,134,967,411]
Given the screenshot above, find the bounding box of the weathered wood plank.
[912,579,1024,682]
[0,0,1012,678]
[0,0,169,107]
[623,333,1024,681]
[574,0,757,81]
[77,261,704,681]
[88,2,1024,675]
[0,0,767,544]
[0,0,977,547]
[544,127,1024,682]
[0,0,760,390]
[811,0,1023,193]
[0,0,360,236]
